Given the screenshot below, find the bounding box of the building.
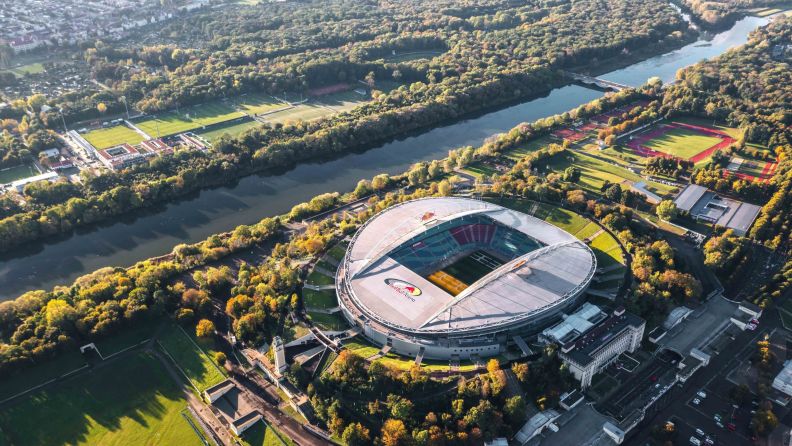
[272,336,287,375]
[95,144,148,171]
[139,138,174,156]
[773,360,792,397]
[673,184,761,235]
[204,378,263,436]
[337,197,597,360]
[514,409,561,444]
[554,306,645,388]
[6,171,59,192]
[630,181,661,204]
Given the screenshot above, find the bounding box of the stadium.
[336,197,597,360]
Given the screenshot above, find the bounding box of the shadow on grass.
[0,351,185,446]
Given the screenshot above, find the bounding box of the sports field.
[239,422,294,446]
[158,324,227,392]
[0,163,38,184]
[197,119,260,142]
[641,127,722,159]
[234,93,288,115]
[1,62,45,78]
[83,125,145,149]
[302,288,338,309]
[0,351,204,446]
[135,102,244,137]
[427,250,501,295]
[726,155,778,182]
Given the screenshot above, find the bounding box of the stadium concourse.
[336,197,598,361]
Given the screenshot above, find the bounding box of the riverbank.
[0,13,774,300]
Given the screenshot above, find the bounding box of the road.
[626,303,787,446]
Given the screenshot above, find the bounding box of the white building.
[773,360,792,397]
[553,306,645,388]
[272,336,287,375]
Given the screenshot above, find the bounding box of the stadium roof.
[344,198,597,333]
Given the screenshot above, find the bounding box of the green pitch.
[83,125,145,149]
[158,324,227,392]
[643,127,721,159]
[441,250,501,285]
[135,102,244,137]
[0,351,204,446]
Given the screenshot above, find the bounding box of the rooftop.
[344,198,596,334]
[674,185,761,235]
[561,308,644,367]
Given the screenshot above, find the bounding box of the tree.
[196,318,215,337]
[381,419,409,446]
[656,200,677,221]
[97,102,108,114]
[214,351,227,366]
[341,422,370,446]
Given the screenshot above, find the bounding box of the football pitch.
[0,351,205,446]
[83,125,145,149]
[134,102,245,137]
[427,250,501,295]
[641,127,722,159]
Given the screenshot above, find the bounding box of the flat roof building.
[557,306,645,388]
[674,184,761,235]
[773,360,792,397]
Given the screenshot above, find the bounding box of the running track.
[625,121,735,163]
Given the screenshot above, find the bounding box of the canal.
[0,14,773,300]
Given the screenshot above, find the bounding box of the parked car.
[697,391,707,399]
[693,398,701,405]
[726,423,736,431]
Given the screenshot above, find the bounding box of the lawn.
[546,150,642,194]
[531,202,590,235]
[307,311,348,331]
[93,317,162,357]
[315,89,368,112]
[590,231,624,266]
[306,270,334,286]
[134,102,244,137]
[196,119,261,142]
[302,288,338,309]
[642,127,722,159]
[234,93,287,115]
[239,422,294,446]
[342,338,382,359]
[574,222,602,241]
[0,351,87,402]
[326,243,348,262]
[0,163,38,184]
[1,62,45,77]
[83,125,145,149]
[263,104,333,123]
[463,162,498,179]
[0,351,203,446]
[504,137,553,161]
[157,324,226,392]
[384,50,445,63]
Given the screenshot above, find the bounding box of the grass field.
[326,244,348,262]
[0,351,87,402]
[94,318,161,357]
[442,250,500,285]
[504,137,554,161]
[234,93,287,115]
[239,422,294,446]
[307,311,348,331]
[196,119,261,142]
[343,339,382,359]
[0,351,203,446]
[158,324,226,392]
[1,62,45,77]
[263,104,332,123]
[642,127,722,159]
[302,288,337,309]
[590,231,624,266]
[0,163,38,184]
[574,222,602,241]
[463,163,498,179]
[547,151,640,193]
[82,125,146,149]
[306,270,334,286]
[135,102,244,137]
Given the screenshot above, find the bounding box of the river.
[0,14,772,300]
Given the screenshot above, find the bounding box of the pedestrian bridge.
[561,70,631,91]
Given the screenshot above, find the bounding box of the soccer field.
[0,164,38,184]
[158,324,227,392]
[83,125,145,149]
[135,102,244,137]
[234,93,287,115]
[0,352,204,446]
[642,127,722,159]
[197,119,260,142]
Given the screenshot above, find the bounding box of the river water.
[0,15,772,300]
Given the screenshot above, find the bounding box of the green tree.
[656,200,677,221]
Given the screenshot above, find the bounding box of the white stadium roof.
[342,198,597,334]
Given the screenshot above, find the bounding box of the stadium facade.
[336,197,597,360]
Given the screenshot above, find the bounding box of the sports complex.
[336,197,597,360]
